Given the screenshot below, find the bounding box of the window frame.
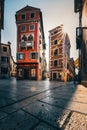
[54,30,58,34]
[28,34,33,41]
[53,72,57,79]
[21,25,26,32]
[31,68,36,77]
[29,24,34,30]
[54,60,58,66]
[1,67,8,74]
[54,49,58,56]
[30,12,35,19]
[21,13,26,20]
[29,52,38,59]
[1,56,9,63]
[21,35,27,41]
[54,39,57,45]
[3,47,7,52]
[17,53,25,60]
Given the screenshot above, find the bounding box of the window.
[3,47,7,52]
[53,73,57,79]
[31,69,36,77]
[54,60,58,66]
[43,43,46,49]
[58,73,61,79]
[1,67,8,74]
[39,27,41,32]
[20,42,26,50]
[17,53,24,60]
[1,56,9,63]
[54,30,58,34]
[30,25,34,30]
[30,53,38,59]
[22,35,27,41]
[30,13,35,18]
[39,57,42,62]
[21,14,26,20]
[18,69,22,77]
[28,35,33,41]
[54,40,57,45]
[21,25,26,31]
[54,49,58,55]
[39,40,41,44]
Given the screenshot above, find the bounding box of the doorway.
[24,68,29,79]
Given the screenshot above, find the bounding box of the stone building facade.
[10,56,16,77]
[0,43,11,79]
[74,0,87,85]
[49,25,72,81]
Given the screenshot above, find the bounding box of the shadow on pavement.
[0,78,78,130]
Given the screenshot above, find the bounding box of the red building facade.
[15,6,46,80]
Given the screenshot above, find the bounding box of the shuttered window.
[17,53,25,60]
[29,53,38,59]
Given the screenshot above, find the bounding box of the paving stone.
[66,101,87,114]
[33,122,59,130]
[0,97,15,108]
[2,98,35,114]
[50,93,87,104]
[40,96,87,114]
[0,90,26,102]
[2,103,21,114]
[0,111,8,120]
[23,101,70,129]
[0,110,39,130]
[40,96,68,108]
[63,112,87,130]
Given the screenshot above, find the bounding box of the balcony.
[26,42,33,47]
[20,41,34,50]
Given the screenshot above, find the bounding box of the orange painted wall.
[16,10,39,63]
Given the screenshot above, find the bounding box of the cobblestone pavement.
[63,112,87,130]
[0,78,87,130]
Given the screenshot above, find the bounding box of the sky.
[2,0,79,68]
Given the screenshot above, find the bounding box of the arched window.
[28,35,33,41]
[22,35,27,41]
[54,49,58,55]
